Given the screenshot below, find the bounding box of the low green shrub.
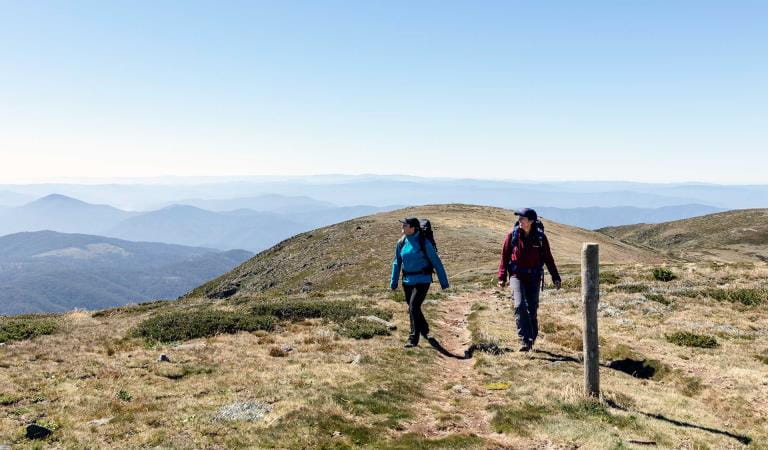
[644,293,671,305]
[672,289,700,298]
[0,317,58,343]
[116,390,132,402]
[133,309,276,343]
[600,272,620,284]
[251,299,392,324]
[339,318,391,339]
[652,268,677,282]
[702,287,767,306]
[0,393,21,406]
[610,284,650,294]
[665,331,719,348]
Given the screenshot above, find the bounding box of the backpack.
[398,218,437,275]
[506,219,547,287]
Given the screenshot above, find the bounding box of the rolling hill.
[189,204,661,299]
[1,204,766,448]
[598,208,768,262]
[0,231,253,315]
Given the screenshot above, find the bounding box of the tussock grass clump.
[610,284,650,294]
[665,331,719,348]
[557,397,638,429]
[489,402,548,436]
[133,309,276,343]
[652,268,677,282]
[644,293,671,305]
[600,271,620,284]
[546,323,583,351]
[702,287,767,306]
[251,299,392,324]
[385,433,485,449]
[339,318,391,340]
[0,393,21,406]
[268,346,289,357]
[672,289,700,298]
[333,387,411,422]
[0,316,58,343]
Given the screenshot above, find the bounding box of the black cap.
[514,208,538,221]
[399,217,421,229]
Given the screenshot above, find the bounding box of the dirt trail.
[400,292,522,448]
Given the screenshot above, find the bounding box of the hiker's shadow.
[605,399,752,445]
[426,338,515,360]
[425,337,469,359]
[530,349,580,364]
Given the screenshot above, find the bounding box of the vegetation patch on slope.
[0,315,58,343]
[132,309,276,343]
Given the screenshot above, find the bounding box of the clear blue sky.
[1,1,766,183]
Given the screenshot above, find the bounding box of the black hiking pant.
[403,283,430,344]
[510,277,540,345]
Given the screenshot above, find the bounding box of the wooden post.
[581,243,600,397]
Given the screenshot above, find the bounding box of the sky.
[1,1,766,184]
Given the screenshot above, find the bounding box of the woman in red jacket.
[498,208,561,352]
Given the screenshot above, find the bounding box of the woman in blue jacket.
[390,217,449,348]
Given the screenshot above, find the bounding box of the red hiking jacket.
[497,231,561,283]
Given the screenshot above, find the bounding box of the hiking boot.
[404,341,418,348]
[518,343,532,352]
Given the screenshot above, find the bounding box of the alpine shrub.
[702,287,767,306]
[652,268,677,282]
[665,331,719,349]
[251,299,392,324]
[339,318,391,340]
[133,309,276,343]
[0,317,58,343]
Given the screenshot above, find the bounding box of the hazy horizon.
[3,174,768,187]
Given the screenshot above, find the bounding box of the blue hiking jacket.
[390,232,449,289]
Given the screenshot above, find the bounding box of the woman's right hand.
[497,280,506,288]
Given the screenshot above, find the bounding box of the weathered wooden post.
[581,243,600,397]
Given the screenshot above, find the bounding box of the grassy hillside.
[1,205,766,448]
[189,204,660,299]
[599,209,768,262]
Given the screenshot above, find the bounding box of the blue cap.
[514,208,537,221]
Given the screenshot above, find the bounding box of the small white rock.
[87,417,113,426]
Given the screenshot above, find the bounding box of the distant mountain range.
[0,231,253,315]
[2,177,768,211]
[0,194,398,252]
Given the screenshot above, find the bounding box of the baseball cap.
[514,208,538,221]
[399,217,421,228]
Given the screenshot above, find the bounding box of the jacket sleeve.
[498,233,513,281]
[390,241,402,289]
[425,241,449,289]
[542,235,561,282]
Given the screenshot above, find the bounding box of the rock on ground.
[214,402,271,422]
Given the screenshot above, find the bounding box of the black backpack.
[398,218,437,275]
